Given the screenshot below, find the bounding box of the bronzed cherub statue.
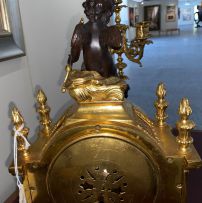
[67,0,122,78]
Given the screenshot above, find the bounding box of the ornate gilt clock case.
[8,0,201,202]
[9,70,202,203]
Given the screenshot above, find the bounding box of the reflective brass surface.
[11,107,29,156]
[48,139,157,202]
[135,21,151,40]
[176,98,195,154]
[36,89,52,136]
[155,83,168,127]
[8,73,202,202]
[62,69,127,102]
[7,2,202,201]
[9,107,30,176]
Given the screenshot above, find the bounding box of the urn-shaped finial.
[11,106,30,159]
[176,98,195,153]
[36,89,52,136]
[11,106,24,128]
[37,89,47,105]
[154,83,168,127]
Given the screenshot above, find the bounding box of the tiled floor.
[125,24,202,129]
[124,25,202,202]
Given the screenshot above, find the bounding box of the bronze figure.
[68,0,122,78]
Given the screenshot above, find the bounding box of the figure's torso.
[82,22,117,77]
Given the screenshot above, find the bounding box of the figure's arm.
[101,26,122,50]
[67,23,83,66]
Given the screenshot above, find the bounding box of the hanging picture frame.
[0,0,11,36]
[144,5,161,31]
[129,7,135,27]
[166,5,176,22]
[0,0,25,61]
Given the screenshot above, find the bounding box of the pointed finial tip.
[11,106,24,125]
[37,89,47,104]
[179,98,192,117]
[156,82,166,98]
[176,98,195,152]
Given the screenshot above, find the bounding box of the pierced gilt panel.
[77,164,128,202]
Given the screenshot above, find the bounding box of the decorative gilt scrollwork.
[62,69,127,102]
[112,0,153,79]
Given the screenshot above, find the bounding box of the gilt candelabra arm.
[112,23,152,77]
[112,0,153,79]
[129,38,153,65]
[127,21,153,66]
[124,42,145,67]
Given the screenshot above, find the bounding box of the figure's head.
[82,0,114,24]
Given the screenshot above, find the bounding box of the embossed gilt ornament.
[62,69,127,102]
[7,0,202,202]
[8,65,202,202]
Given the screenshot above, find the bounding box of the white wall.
[121,0,178,40]
[0,0,84,201]
[139,0,179,32]
[19,0,84,117]
[178,0,201,26]
[0,58,37,202]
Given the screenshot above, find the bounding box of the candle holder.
[112,0,153,79]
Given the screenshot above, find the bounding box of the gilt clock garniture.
[8,0,201,202]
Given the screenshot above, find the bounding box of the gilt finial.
[176,98,195,153]
[36,89,52,136]
[11,106,30,158]
[11,106,24,128]
[154,83,168,127]
[37,89,47,104]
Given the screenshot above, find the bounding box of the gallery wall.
[139,0,179,32]
[0,58,37,202]
[120,0,179,41]
[178,0,201,26]
[0,0,84,201]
